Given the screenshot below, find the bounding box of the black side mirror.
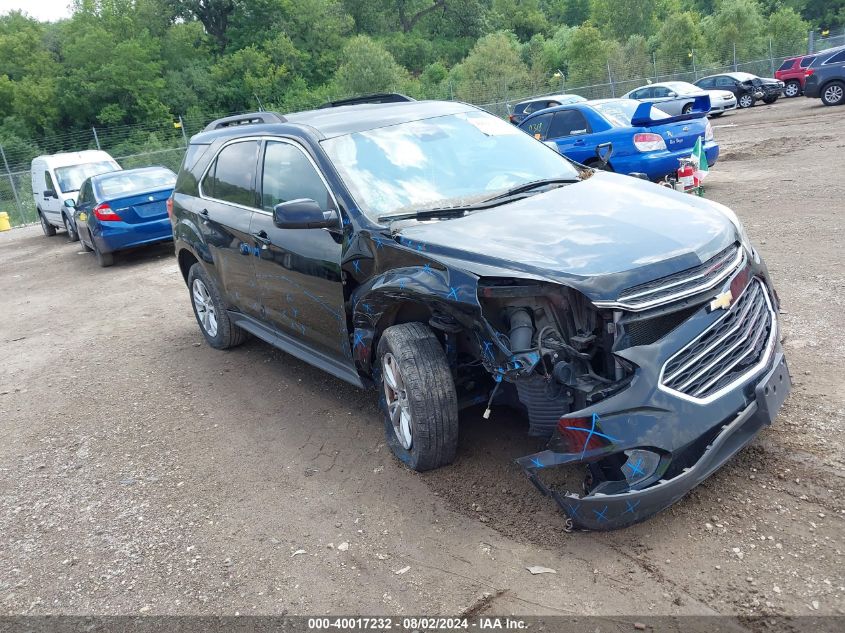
[44,189,57,198]
[273,199,337,229]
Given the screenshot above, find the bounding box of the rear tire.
[738,93,754,108]
[187,263,247,349]
[821,81,845,106]
[377,322,458,472]
[92,240,114,267]
[710,112,724,117]
[39,211,56,237]
[63,213,79,242]
[762,95,778,104]
[681,103,693,114]
[784,80,800,98]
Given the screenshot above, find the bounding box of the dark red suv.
[775,54,817,97]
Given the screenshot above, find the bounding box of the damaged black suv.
[170,96,790,530]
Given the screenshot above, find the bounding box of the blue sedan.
[517,98,719,181]
[70,166,177,267]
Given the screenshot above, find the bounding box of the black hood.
[396,172,739,302]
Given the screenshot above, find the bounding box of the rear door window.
[548,110,591,138]
[696,78,714,89]
[202,141,259,207]
[715,76,735,87]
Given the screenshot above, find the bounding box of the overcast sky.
[0,0,73,22]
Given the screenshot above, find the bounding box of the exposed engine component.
[476,280,631,437]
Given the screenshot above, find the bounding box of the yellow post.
[0,211,11,232]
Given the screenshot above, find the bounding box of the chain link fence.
[1,32,835,229]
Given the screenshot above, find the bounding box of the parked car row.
[32,151,176,266]
[516,96,718,182]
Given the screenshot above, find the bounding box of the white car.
[31,150,121,241]
[623,81,737,117]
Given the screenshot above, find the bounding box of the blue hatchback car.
[70,166,177,266]
[517,98,719,181]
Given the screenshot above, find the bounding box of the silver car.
[623,81,737,117]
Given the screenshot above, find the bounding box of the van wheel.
[187,263,247,349]
[39,211,56,237]
[63,214,79,242]
[377,322,459,472]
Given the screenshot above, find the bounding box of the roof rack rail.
[318,93,415,109]
[203,111,286,132]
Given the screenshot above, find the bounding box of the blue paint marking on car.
[517,97,719,181]
[71,165,176,267]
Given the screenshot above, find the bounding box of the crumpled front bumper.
[518,351,790,530]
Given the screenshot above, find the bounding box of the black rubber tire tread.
[63,213,79,242]
[681,103,693,114]
[187,262,248,349]
[710,112,724,117]
[39,211,56,237]
[762,95,778,104]
[93,240,114,267]
[378,322,458,472]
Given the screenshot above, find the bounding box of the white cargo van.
[31,150,121,240]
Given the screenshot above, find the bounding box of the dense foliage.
[0,0,839,165]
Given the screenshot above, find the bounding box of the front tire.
[762,94,778,104]
[784,80,800,98]
[821,81,845,106]
[377,322,458,472]
[39,211,56,237]
[738,93,754,108]
[63,213,79,242]
[187,263,247,349]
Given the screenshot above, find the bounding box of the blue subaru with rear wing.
[517,96,719,181]
[70,166,177,267]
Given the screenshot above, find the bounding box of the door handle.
[252,230,272,246]
[574,139,585,146]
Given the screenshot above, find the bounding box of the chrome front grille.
[661,278,774,401]
[598,245,744,311]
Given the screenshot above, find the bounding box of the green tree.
[653,11,704,72]
[564,23,612,87]
[450,31,531,103]
[590,0,657,41]
[767,7,809,54]
[332,35,410,96]
[701,0,767,63]
[491,0,549,41]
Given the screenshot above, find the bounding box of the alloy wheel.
[739,94,753,108]
[784,82,800,98]
[823,84,844,105]
[192,278,218,338]
[382,352,413,450]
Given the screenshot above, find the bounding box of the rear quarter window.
[777,59,794,71]
[823,50,845,65]
[799,56,815,68]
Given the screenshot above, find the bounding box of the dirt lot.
[1,96,843,618]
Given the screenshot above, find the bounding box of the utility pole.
[178,115,188,147]
[0,144,24,225]
[692,49,697,81]
[652,52,658,82]
[92,127,101,150]
[733,42,738,71]
[769,38,775,76]
[607,61,615,98]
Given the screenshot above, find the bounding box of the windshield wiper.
[377,177,580,224]
[482,177,580,202]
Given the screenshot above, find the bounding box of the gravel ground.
[0,96,843,617]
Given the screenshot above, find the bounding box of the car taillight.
[93,203,121,221]
[166,196,174,218]
[805,68,814,76]
[633,132,666,152]
[705,120,714,142]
